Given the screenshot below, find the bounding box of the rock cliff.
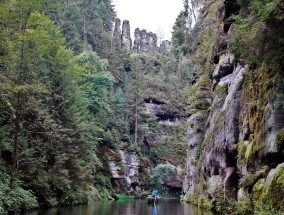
[109,18,176,194]
[182,0,284,212]
[106,148,141,192]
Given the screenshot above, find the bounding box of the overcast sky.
[112,0,183,41]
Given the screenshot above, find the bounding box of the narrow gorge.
[0,0,283,214]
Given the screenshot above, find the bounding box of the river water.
[23,199,213,215]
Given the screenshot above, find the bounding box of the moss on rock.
[276,128,284,150]
[240,165,269,188]
[253,165,284,210]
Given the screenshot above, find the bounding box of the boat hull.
[147,198,159,204]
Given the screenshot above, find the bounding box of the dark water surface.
[23,199,213,215]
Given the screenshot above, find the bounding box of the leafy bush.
[59,189,88,206]
[93,173,112,190]
[0,174,38,214]
[150,163,175,188]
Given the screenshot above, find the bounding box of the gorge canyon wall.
[182,0,284,211]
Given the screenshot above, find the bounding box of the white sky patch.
[112,0,183,41]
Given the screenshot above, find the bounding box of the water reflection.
[23,199,213,215]
[152,204,157,215]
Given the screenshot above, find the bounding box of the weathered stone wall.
[108,149,141,191]
[182,0,284,211]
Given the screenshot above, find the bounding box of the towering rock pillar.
[133,28,141,53]
[121,20,132,50]
[113,18,122,49]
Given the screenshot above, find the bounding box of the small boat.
[113,195,135,200]
[146,195,160,204]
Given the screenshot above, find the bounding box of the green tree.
[150,163,176,188]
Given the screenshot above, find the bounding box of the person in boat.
[151,189,157,199]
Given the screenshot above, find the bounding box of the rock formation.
[121,20,132,50]
[113,19,170,54]
[182,0,284,211]
[133,28,158,53]
[112,18,122,49]
[107,148,141,191]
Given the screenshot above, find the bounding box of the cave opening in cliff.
[224,0,240,20]
[263,151,284,169]
[225,170,239,199]
[224,22,232,34]
[213,55,220,64]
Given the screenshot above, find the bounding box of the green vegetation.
[213,188,284,215]
[150,163,175,188]
[0,0,191,213]
[0,0,126,213]
[1,0,283,214]
[239,166,269,188]
[229,0,284,67]
[0,174,38,214]
[253,166,284,210]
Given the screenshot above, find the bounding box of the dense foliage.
[0,0,125,213]
[150,164,175,189]
[0,0,191,213]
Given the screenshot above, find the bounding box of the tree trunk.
[134,97,138,145]
[83,16,87,51]
[12,92,21,180]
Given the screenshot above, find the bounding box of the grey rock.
[113,18,122,49]
[121,20,132,50]
[264,92,284,154]
[133,28,157,53]
[208,175,222,197]
[213,53,234,82]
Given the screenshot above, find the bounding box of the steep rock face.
[183,111,207,193]
[133,28,157,53]
[182,0,284,210]
[121,20,132,50]
[144,97,187,128]
[203,62,248,194]
[108,149,141,191]
[183,52,284,206]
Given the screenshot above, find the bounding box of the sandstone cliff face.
[107,148,141,191]
[182,0,284,211]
